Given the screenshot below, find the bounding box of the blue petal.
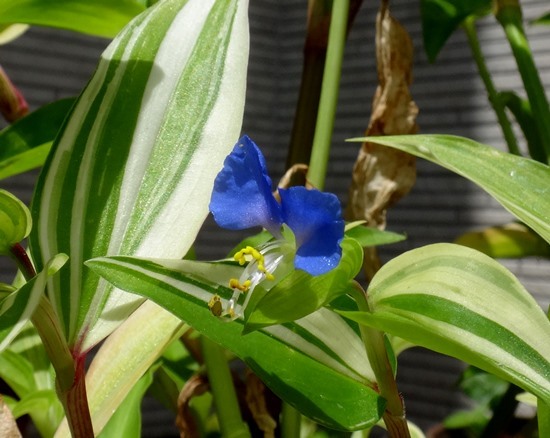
[209,136,282,234]
[279,187,344,275]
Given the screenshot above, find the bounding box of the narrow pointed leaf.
[353,135,550,244]
[29,0,250,351]
[0,0,145,38]
[0,98,74,179]
[340,243,550,405]
[420,0,491,62]
[86,256,384,431]
[0,254,68,352]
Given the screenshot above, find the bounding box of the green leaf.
[0,98,75,179]
[98,367,155,438]
[0,0,145,38]
[345,224,406,248]
[340,243,550,405]
[455,223,550,258]
[421,0,491,62]
[532,12,550,26]
[498,91,545,162]
[86,256,384,431]
[0,254,68,352]
[29,0,250,351]
[244,237,363,331]
[353,134,550,244]
[0,189,31,254]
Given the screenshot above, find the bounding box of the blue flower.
[210,135,344,275]
[209,136,344,318]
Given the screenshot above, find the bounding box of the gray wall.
[1,0,549,434]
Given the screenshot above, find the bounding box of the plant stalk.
[202,336,250,438]
[280,402,301,438]
[350,282,410,438]
[463,17,520,156]
[9,243,94,437]
[306,0,350,190]
[494,0,550,163]
[286,0,363,182]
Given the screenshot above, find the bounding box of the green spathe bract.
[29,0,250,351]
[0,189,31,254]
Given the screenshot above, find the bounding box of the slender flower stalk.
[350,282,411,438]
[463,17,520,156]
[202,337,250,438]
[307,0,350,190]
[493,0,550,163]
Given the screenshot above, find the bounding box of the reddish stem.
[61,353,94,438]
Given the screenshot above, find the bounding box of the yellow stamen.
[208,294,223,317]
[233,246,275,281]
[229,278,251,292]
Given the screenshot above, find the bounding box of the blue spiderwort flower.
[209,135,344,318]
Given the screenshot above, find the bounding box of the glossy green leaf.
[0,254,68,352]
[0,23,28,44]
[244,237,363,332]
[353,135,550,244]
[0,98,75,179]
[455,223,550,258]
[421,0,491,62]
[345,224,406,248]
[29,0,250,351]
[340,243,550,405]
[0,0,145,38]
[98,367,154,438]
[0,189,31,254]
[86,256,384,431]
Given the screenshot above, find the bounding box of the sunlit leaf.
[0,0,145,38]
[352,135,550,244]
[455,223,550,258]
[29,0,250,351]
[340,243,550,405]
[86,256,384,431]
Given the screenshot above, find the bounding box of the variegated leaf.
[351,134,550,244]
[340,243,550,405]
[0,254,68,352]
[29,0,249,352]
[86,256,384,431]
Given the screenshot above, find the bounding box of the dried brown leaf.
[0,395,22,438]
[176,374,209,438]
[346,2,418,230]
[245,370,277,438]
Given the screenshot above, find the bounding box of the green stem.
[538,399,550,437]
[350,282,410,438]
[463,17,520,156]
[306,0,349,190]
[202,337,250,438]
[494,0,550,163]
[9,244,93,437]
[280,402,301,438]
